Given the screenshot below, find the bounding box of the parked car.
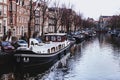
[0,41,15,53]
[13,40,28,50]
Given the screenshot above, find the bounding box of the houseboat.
[14,33,72,70]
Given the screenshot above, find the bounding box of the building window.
[21,27,23,36]
[35,10,39,16]
[16,0,19,3]
[4,0,7,3]
[9,16,13,24]
[4,6,7,15]
[13,29,16,36]
[16,27,18,34]
[9,2,12,11]
[0,23,2,33]
[51,36,56,41]
[57,36,61,41]
[13,3,16,11]
[0,11,2,15]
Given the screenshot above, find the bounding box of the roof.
[45,33,66,36]
[100,16,112,19]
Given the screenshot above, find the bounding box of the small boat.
[14,33,72,70]
[73,33,85,43]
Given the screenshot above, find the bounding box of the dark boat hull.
[0,52,14,65]
[14,44,71,72]
[74,37,84,43]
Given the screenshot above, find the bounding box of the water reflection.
[42,34,120,80]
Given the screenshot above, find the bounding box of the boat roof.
[45,33,66,36]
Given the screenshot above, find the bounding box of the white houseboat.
[14,33,72,70]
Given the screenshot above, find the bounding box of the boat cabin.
[45,33,67,42]
[29,33,69,54]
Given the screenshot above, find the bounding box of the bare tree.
[60,4,67,33]
[66,9,74,33]
[73,13,82,31]
[108,15,120,30]
[39,0,51,38]
[60,4,74,33]
[52,0,64,33]
[28,0,33,46]
[67,4,74,33]
[82,19,88,28]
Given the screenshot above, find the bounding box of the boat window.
[35,43,38,45]
[62,44,64,48]
[56,47,58,51]
[46,36,49,41]
[63,36,67,41]
[31,41,34,45]
[57,36,61,41]
[58,45,62,49]
[51,36,56,41]
[48,49,50,53]
[51,47,55,53]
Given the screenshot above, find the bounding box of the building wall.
[34,10,40,32]
[0,0,78,40]
[33,2,41,37]
[99,16,111,30]
[7,0,17,37]
[48,8,55,33]
[0,0,7,38]
[15,0,30,39]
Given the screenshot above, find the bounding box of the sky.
[49,0,120,20]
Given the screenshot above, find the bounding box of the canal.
[0,33,120,80]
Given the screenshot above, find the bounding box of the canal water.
[0,33,120,80]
